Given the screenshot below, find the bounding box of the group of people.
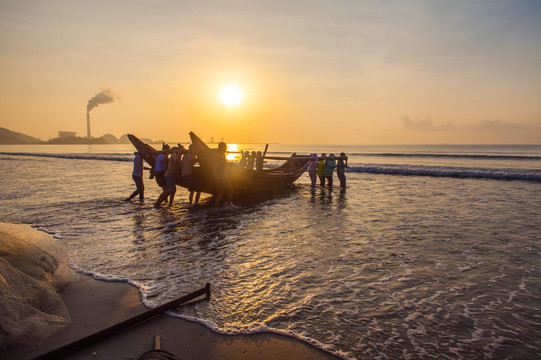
[307,152,348,189]
[125,143,201,207]
[126,143,348,207]
[238,151,264,170]
[126,141,233,209]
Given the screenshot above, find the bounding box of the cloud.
[402,116,455,131]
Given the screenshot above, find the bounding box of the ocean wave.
[350,152,541,161]
[265,150,541,161]
[349,164,541,181]
[3,151,540,181]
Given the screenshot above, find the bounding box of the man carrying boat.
[125,152,146,201]
[307,153,318,187]
[317,153,326,187]
[181,144,201,206]
[213,142,233,208]
[154,144,169,191]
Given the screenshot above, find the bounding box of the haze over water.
[1,143,540,359]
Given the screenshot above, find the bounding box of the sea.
[1,142,540,359]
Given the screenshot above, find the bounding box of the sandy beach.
[3,273,341,360]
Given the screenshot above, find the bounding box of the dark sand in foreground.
[3,274,341,360]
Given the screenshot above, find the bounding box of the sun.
[219,85,243,106]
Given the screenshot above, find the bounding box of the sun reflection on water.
[226,143,240,161]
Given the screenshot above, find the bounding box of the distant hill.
[0,127,156,145]
[0,127,42,144]
[101,133,119,144]
[46,136,107,144]
[119,134,155,144]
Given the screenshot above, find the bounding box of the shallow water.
[1,144,540,359]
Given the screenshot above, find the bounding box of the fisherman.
[324,154,336,187]
[125,152,148,201]
[155,145,182,207]
[238,150,248,168]
[336,152,349,189]
[255,151,264,170]
[213,142,233,208]
[168,146,183,206]
[317,153,326,187]
[181,144,201,206]
[246,151,256,170]
[154,144,170,193]
[306,153,318,187]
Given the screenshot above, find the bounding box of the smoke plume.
[87,89,116,112]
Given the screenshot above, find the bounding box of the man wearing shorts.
[181,144,201,206]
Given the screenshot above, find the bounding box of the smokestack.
[86,89,117,138]
[87,112,91,138]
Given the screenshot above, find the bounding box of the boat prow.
[127,134,159,169]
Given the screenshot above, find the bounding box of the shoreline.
[3,273,341,360]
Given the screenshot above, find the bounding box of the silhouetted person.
[307,153,318,187]
[246,151,256,170]
[154,144,170,192]
[213,142,233,208]
[125,152,147,201]
[317,153,326,186]
[324,154,336,187]
[337,152,349,189]
[155,146,182,207]
[181,144,201,206]
[238,150,248,168]
[255,151,264,170]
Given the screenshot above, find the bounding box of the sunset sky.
[1,0,540,144]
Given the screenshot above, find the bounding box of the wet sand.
[3,274,341,360]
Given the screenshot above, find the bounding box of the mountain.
[0,128,155,145]
[119,134,154,144]
[45,136,107,144]
[0,127,42,144]
[101,133,119,144]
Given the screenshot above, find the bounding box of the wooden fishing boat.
[127,132,309,196]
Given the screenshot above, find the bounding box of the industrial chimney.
[86,89,116,138]
[86,112,91,138]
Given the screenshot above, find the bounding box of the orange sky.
[1,1,540,144]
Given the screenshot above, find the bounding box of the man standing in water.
[324,154,336,187]
[181,144,201,206]
[336,152,349,189]
[307,153,318,187]
[317,153,326,187]
[125,152,146,201]
[155,146,182,207]
[213,142,233,208]
[154,144,169,192]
